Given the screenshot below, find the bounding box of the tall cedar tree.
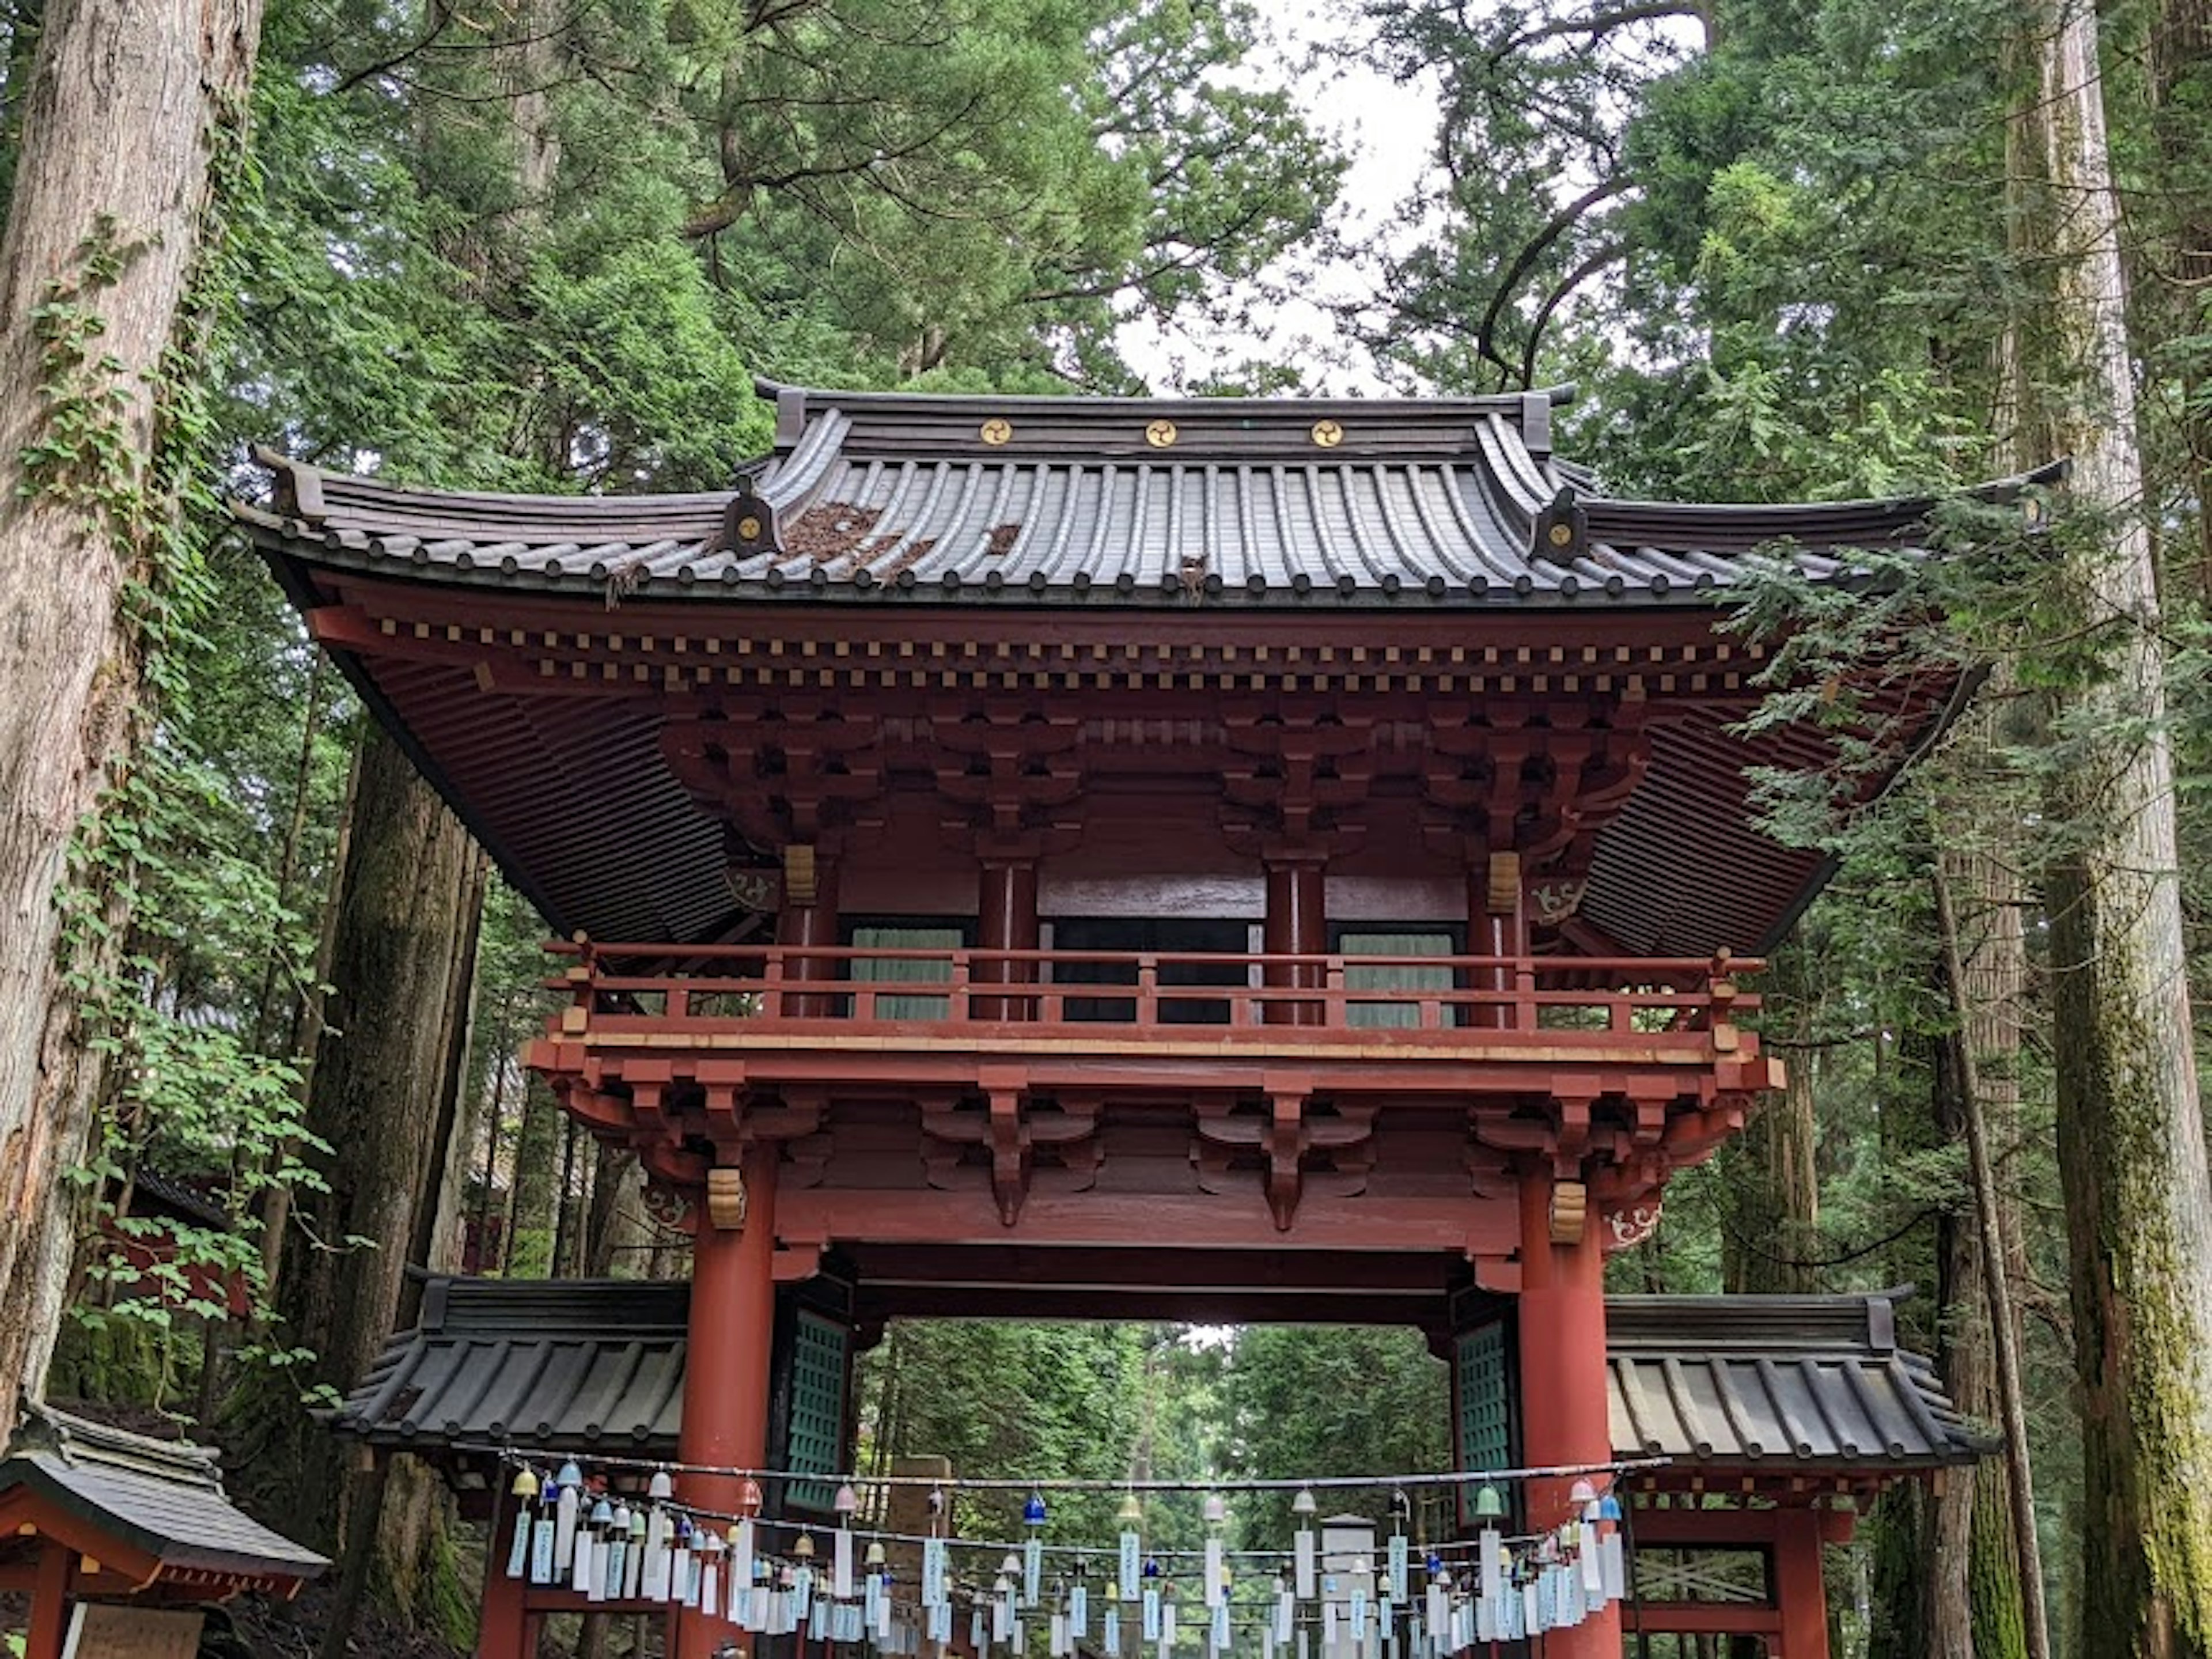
[2032,0,2212,1643]
[0,0,262,1437]
[252,729,482,1570]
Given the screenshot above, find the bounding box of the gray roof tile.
[335,1280,1986,1474]
[0,1406,325,1582]
[240,382,2058,610]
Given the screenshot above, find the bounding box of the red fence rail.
[547,942,1760,1045]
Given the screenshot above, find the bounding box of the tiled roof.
[334,1278,1984,1474]
[0,1406,327,1581]
[1606,1293,1988,1469]
[238,382,2055,611]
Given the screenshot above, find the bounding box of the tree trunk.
[1933,852,2043,1659]
[506,1074,562,1276]
[0,0,262,1442]
[264,724,483,1548]
[2149,0,2212,599]
[2033,0,2212,1646]
[1869,1022,1943,1656]
[583,1142,647,1278]
[1726,946,1821,1296]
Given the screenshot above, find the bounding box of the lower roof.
[0,1406,327,1584]
[333,1277,1985,1477]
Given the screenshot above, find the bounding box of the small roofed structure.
[0,1405,326,1659]
[335,1277,1980,1479]
[335,1278,1978,1657]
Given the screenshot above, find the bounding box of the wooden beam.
[776,1186,1518,1257]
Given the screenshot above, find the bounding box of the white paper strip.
[731,1521,754,1606]
[835,1528,856,1600]
[505,1503,531,1579]
[1294,1531,1317,1601]
[529,1510,555,1585]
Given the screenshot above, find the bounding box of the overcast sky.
[1117,3,1443,395]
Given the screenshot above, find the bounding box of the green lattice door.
[1455,1321,1513,1521]
[779,1308,850,1513]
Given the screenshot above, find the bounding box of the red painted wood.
[1773,1508,1830,1658]
[975,859,1039,1019]
[777,858,842,1019]
[24,1539,70,1659]
[1263,861,1327,1025]
[317,570,1752,662]
[777,1185,1520,1257]
[475,1493,532,1659]
[1627,1602,1783,1635]
[1628,1507,1791,1544]
[1515,1172,1619,1657]
[676,1142,778,1659]
[559,941,1755,1037]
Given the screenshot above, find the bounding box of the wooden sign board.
[63,1605,205,1658]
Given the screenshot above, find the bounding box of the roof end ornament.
[1531,484,1588,561]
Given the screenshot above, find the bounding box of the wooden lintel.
[775,1185,1517,1257]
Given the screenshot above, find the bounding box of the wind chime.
[496,1456,1635,1653]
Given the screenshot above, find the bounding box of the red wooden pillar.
[673,1139,779,1659]
[1773,1509,1830,1658]
[778,850,840,1018]
[24,1539,71,1659]
[1263,856,1325,1024]
[975,855,1039,1020]
[1468,851,1524,1029]
[1515,1170,1618,1657]
[476,1493,532,1659]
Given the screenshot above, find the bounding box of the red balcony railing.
[546,942,1759,1051]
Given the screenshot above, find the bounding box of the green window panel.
[850,925,964,1020]
[1340,931,1456,1028]
[1456,1321,1511,1490]
[784,1309,850,1513]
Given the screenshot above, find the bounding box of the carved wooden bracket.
[1219,704,1373,855]
[1419,698,1652,894]
[931,702,1084,844]
[1548,1179,1589,1246]
[661,695,884,854]
[1192,1093,1375,1230]
[1601,1199,1664,1253]
[920,1089,1099,1225]
[706,1165,749,1231]
[642,1181,692,1233]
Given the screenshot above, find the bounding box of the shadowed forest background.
[0,0,2207,1655]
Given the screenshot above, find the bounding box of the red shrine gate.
[242,383,2026,1657]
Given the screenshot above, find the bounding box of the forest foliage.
[0,0,2206,1651]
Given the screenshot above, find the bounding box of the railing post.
[1468,850,1526,1029]
[776,844,840,1018]
[1137,954,1158,1027]
[1264,855,1327,1026]
[975,854,1040,1021]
